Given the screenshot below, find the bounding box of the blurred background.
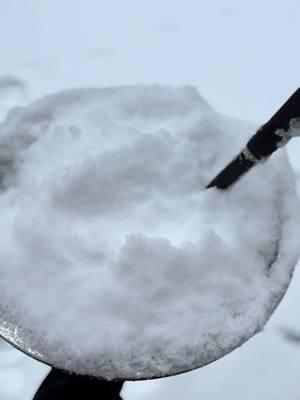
[1,1,300,399]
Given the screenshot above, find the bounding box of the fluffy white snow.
[0,85,299,380]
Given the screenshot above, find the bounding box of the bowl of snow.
[0,86,299,380]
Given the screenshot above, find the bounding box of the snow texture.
[0,85,299,380]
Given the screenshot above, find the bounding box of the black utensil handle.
[207,88,300,190]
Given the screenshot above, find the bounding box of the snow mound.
[0,85,299,380]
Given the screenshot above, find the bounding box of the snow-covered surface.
[0,85,299,380]
[1,1,300,399]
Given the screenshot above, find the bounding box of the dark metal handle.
[206,88,300,190]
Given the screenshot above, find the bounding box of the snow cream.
[0,86,299,380]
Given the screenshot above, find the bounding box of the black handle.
[206,88,300,190]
